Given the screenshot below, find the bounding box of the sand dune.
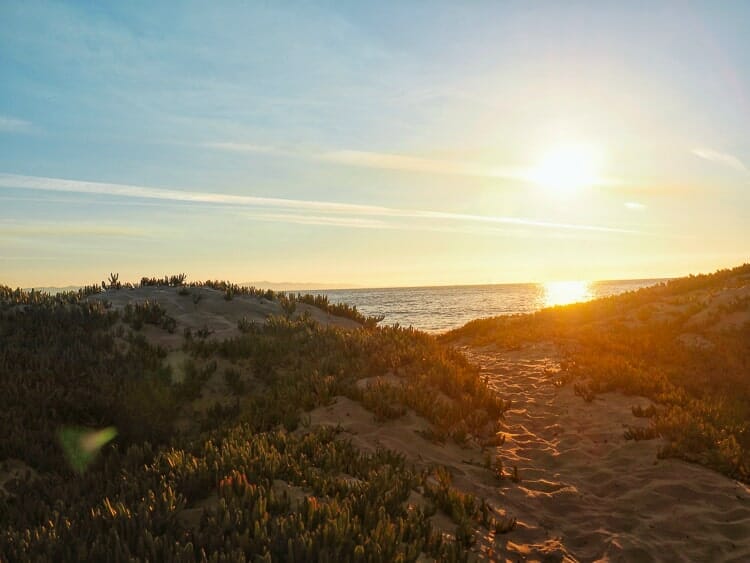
[86,280,750,560]
[88,286,360,342]
[462,342,750,562]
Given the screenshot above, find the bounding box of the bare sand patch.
[685,284,750,330]
[303,396,514,552]
[678,332,714,350]
[176,493,220,530]
[294,302,362,330]
[272,479,310,507]
[305,396,460,463]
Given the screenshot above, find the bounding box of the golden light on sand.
[529,144,602,195]
[543,280,592,307]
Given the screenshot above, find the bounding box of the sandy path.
[463,343,750,562]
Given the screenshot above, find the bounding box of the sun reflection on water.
[543,280,592,307]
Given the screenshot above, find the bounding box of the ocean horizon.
[309,278,667,332]
[23,277,667,333]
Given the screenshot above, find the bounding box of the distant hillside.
[239,281,360,291]
[23,281,360,294]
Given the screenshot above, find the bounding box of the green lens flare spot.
[58,426,117,473]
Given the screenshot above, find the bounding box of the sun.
[529,143,602,195]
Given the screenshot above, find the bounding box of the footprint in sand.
[463,342,750,562]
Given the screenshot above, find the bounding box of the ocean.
[310,279,666,333]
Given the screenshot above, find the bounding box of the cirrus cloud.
[0,115,35,134]
[0,172,644,236]
[691,147,748,173]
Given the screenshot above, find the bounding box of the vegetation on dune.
[139,273,188,287]
[0,277,509,560]
[133,273,382,327]
[1,283,102,305]
[445,263,750,481]
[122,300,178,333]
[2,423,479,561]
[21,272,384,328]
[281,292,386,329]
[186,315,507,440]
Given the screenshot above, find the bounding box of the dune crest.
[89,285,360,342]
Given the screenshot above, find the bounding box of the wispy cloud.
[0,220,153,239]
[205,141,629,187]
[317,150,528,180]
[691,147,748,173]
[624,201,646,210]
[0,115,35,134]
[0,256,68,261]
[205,142,530,182]
[0,173,642,235]
[240,211,392,229]
[203,142,294,157]
[235,210,612,240]
[0,172,395,215]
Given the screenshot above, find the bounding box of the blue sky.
[1,1,748,287]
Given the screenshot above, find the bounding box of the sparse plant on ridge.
[104,272,121,290]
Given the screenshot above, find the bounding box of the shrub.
[224,367,246,396]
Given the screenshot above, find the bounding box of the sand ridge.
[88,286,361,342]
[464,342,750,562]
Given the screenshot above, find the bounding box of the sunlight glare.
[543,280,592,307]
[530,144,602,195]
